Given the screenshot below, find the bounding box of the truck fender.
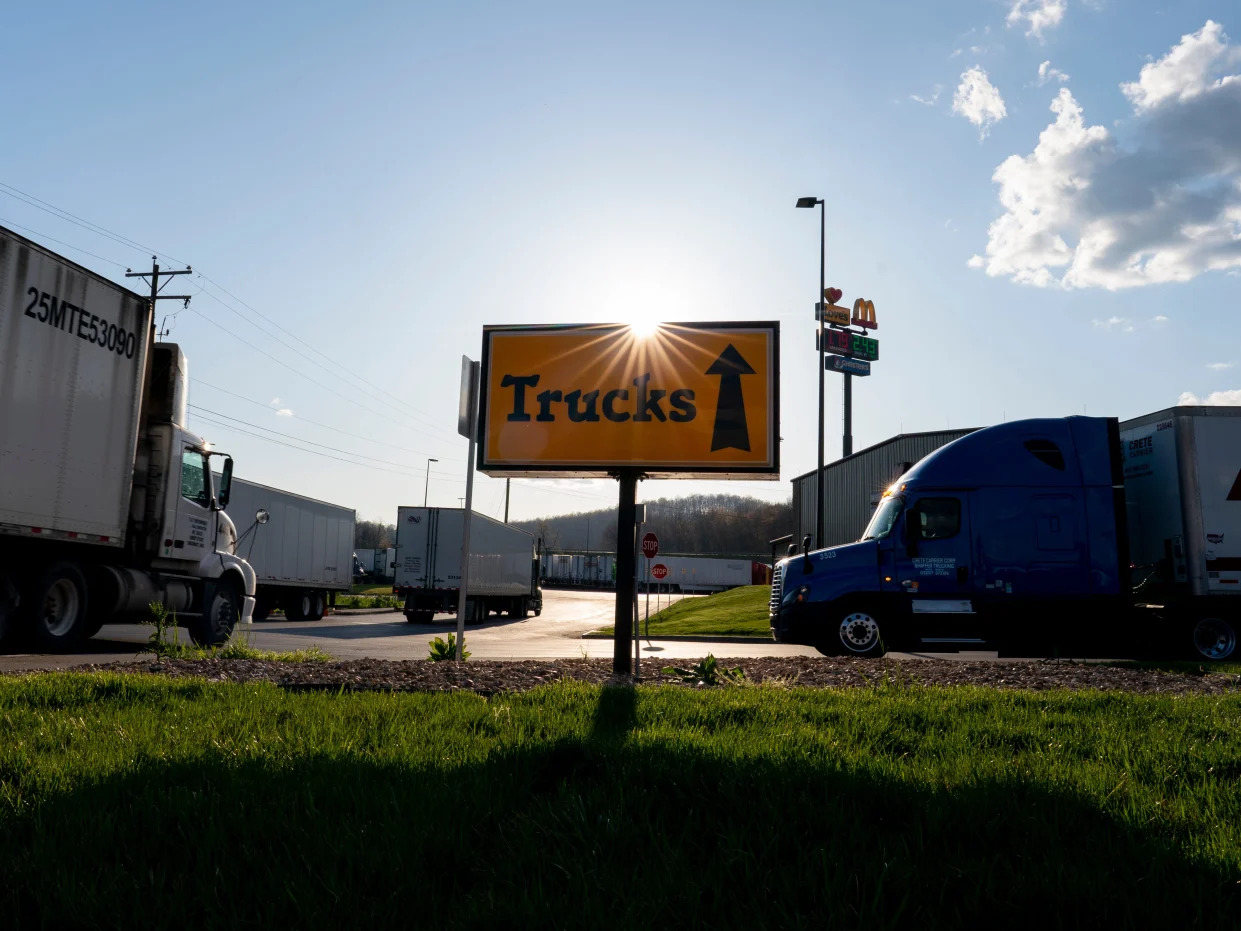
[200,553,257,624]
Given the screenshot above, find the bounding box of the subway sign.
[478,322,779,478]
[817,328,879,361]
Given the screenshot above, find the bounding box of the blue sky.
[3,0,1238,527]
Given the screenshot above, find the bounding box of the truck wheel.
[1189,615,1237,661]
[190,581,240,647]
[29,562,89,651]
[285,592,311,622]
[836,607,886,658]
[309,591,325,621]
[0,575,20,643]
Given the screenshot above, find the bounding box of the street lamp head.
[428,458,438,463]
[795,197,821,208]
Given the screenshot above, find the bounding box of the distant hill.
[512,493,794,558]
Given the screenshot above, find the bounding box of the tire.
[0,575,20,644]
[836,607,886,658]
[1188,615,1237,662]
[285,591,312,622]
[29,562,89,651]
[190,581,241,647]
[309,591,325,621]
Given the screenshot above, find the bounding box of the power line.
[0,180,448,428]
[192,270,441,425]
[192,413,462,481]
[0,182,186,265]
[188,405,465,476]
[183,302,463,445]
[0,218,130,269]
[191,281,451,434]
[193,378,464,462]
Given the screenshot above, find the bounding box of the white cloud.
[274,408,294,417]
[1207,361,1235,370]
[1092,316,1134,332]
[910,84,943,106]
[1179,388,1241,405]
[969,21,1241,290]
[952,67,1007,137]
[269,397,282,406]
[1037,60,1070,85]
[1007,0,1066,40]
[1121,21,1241,111]
[950,48,964,59]
[1151,314,1169,323]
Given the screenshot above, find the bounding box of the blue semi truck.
[770,406,1241,661]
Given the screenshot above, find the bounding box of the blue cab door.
[888,494,980,643]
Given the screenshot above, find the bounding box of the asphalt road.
[0,588,1011,672]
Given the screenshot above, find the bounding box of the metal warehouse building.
[791,430,976,549]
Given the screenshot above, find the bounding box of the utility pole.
[504,478,511,523]
[126,256,193,338]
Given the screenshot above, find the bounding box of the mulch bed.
[29,655,1241,696]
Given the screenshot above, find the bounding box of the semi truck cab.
[771,417,1130,656]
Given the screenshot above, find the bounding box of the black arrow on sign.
[706,344,756,452]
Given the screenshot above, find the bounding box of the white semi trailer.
[394,507,541,623]
[220,476,355,621]
[0,226,256,649]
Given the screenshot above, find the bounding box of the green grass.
[596,584,772,637]
[2,674,1239,928]
[147,642,333,662]
[352,582,395,595]
[334,594,401,610]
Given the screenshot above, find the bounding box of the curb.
[581,632,773,644]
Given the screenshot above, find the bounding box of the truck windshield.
[861,495,904,541]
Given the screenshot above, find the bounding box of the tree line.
[512,494,794,558]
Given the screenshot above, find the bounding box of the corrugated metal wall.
[791,430,975,549]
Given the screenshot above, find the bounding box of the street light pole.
[797,196,826,550]
[424,458,438,507]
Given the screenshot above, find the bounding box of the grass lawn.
[352,582,395,595]
[596,584,772,638]
[2,674,1239,928]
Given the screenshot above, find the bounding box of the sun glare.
[628,314,662,339]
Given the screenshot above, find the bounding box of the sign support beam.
[612,468,640,675]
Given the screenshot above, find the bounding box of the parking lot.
[0,588,837,672]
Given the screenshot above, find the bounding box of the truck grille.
[769,564,784,616]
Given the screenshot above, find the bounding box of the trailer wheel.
[309,591,326,621]
[1189,615,1237,662]
[28,562,89,651]
[190,580,241,647]
[0,575,20,643]
[835,607,886,658]
[285,591,312,622]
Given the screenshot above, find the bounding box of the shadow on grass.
[2,691,1237,930]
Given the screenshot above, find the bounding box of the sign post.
[477,322,779,674]
[641,532,658,634]
[455,356,480,662]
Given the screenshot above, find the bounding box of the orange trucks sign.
[478,322,779,478]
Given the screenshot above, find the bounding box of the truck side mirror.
[217,457,233,510]
[905,507,920,558]
[255,508,270,525]
[801,534,813,573]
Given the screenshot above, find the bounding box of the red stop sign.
[641,532,659,559]
[651,563,668,580]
